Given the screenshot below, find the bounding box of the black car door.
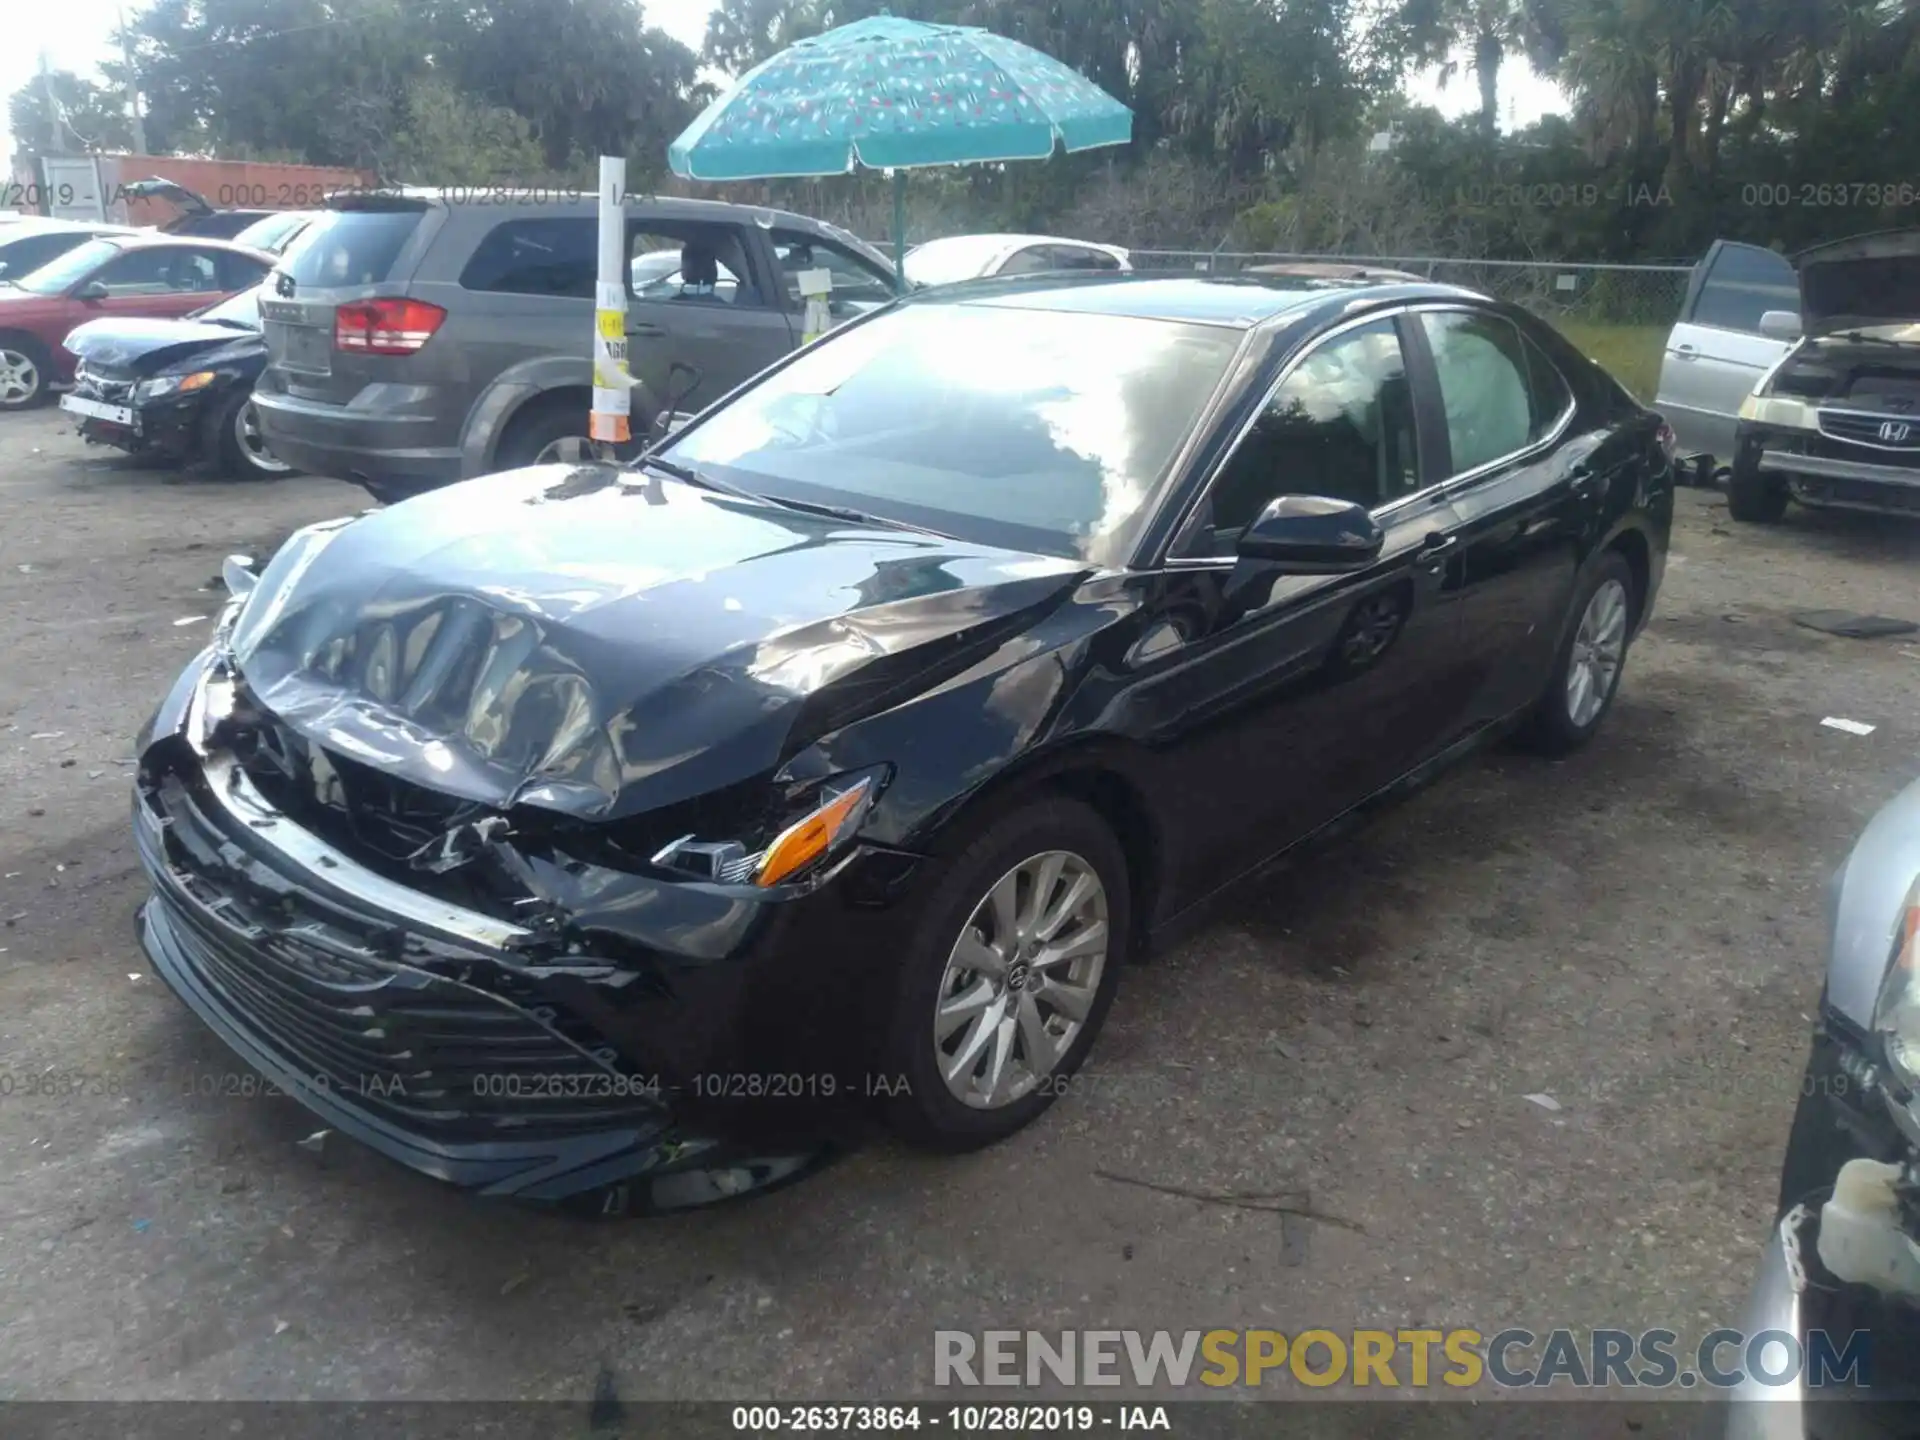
[1405,306,1592,727]
[1121,313,1477,905]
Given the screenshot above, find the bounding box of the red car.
[0,234,273,410]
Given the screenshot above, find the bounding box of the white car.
[901,233,1131,288]
[1653,239,1801,463]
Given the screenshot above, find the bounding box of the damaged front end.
[132,646,921,1212]
[1729,858,1920,1434]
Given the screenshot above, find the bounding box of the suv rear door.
[257,199,436,404]
[1655,240,1798,459]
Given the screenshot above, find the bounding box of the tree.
[8,70,137,154]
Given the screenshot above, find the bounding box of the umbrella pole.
[892,168,907,292]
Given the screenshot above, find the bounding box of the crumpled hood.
[227,464,1088,820]
[66,316,261,373]
[1795,229,1920,336]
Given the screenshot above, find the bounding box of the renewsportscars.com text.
[934,1327,1872,1391]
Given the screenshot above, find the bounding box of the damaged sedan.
[134,274,1674,1212]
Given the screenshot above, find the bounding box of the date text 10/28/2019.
[730,1406,1171,1432]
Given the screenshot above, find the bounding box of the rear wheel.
[883,798,1129,1150]
[0,337,51,410]
[495,395,644,470]
[1520,551,1636,756]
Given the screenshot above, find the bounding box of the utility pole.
[117,5,148,154]
[38,52,69,154]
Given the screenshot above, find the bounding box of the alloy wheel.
[234,399,292,475]
[1565,577,1628,728]
[933,849,1110,1110]
[0,349,40,407]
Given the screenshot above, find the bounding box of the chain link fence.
[1128,251,1695,399]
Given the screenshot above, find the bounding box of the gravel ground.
[1,406,1918,1407]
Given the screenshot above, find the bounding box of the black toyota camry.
[133,274,1674,1212]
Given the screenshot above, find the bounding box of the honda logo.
[1879,420,1912,443]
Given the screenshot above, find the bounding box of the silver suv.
[251,190,898,503]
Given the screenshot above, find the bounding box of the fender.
[458,353,661,477]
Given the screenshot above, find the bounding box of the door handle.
[628,322,665,338]
[1674,343,1697,358]
[1417,531,1458,569]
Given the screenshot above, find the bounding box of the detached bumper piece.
[134,736,825,1212]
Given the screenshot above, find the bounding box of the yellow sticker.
[596,309,624,340]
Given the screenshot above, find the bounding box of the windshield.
[902,236,1012,287]
[190,284,264,328]
[661,302,1242,565]
[13,237,122,294]
[231,212,310,253]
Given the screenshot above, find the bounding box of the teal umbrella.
[666,14,1133,281]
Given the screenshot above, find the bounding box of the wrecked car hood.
[1795,229,1920,336]
[226,464,1089,820]
[65,316,260,373]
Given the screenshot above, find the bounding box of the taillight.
[334,298,445,356]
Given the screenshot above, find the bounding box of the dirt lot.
[1,406,1918,1407]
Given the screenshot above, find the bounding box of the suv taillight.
[334,298,445,356]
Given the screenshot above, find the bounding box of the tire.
[495,395,644,470]
[1727,447,1789,523]
[206,386,296,480]
[882,797,1130,1151]
[1520,550,1636,756]
[0,336,53,410]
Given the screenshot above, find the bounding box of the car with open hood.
[1725,228,1920,522]
[118,177,278,240]
[134,272,1673,1213]
[0,233,273,410]
[61,282,293,479]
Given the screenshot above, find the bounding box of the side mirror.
[74,280,109,302]
[221,553,258,597]
[1759,309,1801,341]
[1235,495,1384,573]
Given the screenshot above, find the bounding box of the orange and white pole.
[589,155,631,451]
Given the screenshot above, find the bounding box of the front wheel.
[1520,551,1636,756]
[883,798,1129,1150]
[1727,443,1789,523]
[208,388,296,480]
[0,337,52,410]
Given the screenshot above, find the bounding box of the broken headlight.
[1873,874,1920,1092]
[650,765,889,889]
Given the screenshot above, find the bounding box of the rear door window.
[1417,311,1545,473]
[459,217,596,297]
[1690,243,1797,333]
[279,208,425,289]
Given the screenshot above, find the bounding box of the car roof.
[1,218,139,236]
[336,186,846,231]
[95,233,274,257]
[919,272,1478,327]
[917,232,1124,252]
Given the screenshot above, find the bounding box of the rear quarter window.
[458,217,596,297]
[279,209,425,289]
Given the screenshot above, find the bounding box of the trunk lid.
[258,197,434,403]
[1795,229,1920,336]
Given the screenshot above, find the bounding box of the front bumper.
[1736,421,1920,517]
[133,650,925,1210]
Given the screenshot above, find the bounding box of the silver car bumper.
[1724,1211,1809,1440]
